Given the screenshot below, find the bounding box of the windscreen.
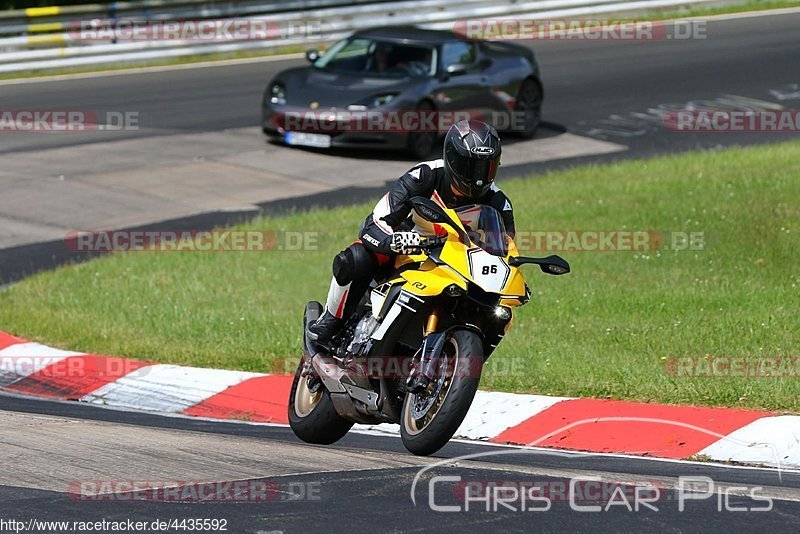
[454,204,508,257]
[313,38,435,78]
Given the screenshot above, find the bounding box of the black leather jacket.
[360,159,515,255]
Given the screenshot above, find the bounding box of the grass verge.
[1,141,799,411]
[641,0,800,20]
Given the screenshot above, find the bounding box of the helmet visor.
[450,156,499,197]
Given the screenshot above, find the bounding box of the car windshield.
[313,37,436,78]
[454,204,508,257]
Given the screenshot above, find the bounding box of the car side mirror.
[305,49,320,63]
[446,63,470,76]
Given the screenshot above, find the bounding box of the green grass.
[2,141,799,411]
[634,0,800,20]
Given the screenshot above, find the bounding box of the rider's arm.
[502,206,516,239]
[359,163,434,254]
[489,186,516,239]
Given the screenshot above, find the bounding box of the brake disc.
[410,360,449,420]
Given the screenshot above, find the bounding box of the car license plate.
[284,132,331,148]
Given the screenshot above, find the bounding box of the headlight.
[371,94,396,108]
[269,83,286,105]
[494,306,512,321]
[445,284,464,297]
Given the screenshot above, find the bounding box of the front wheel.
[400,329,484,456]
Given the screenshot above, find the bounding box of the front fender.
[417,325,487,382]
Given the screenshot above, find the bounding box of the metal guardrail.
[0,0,395,35]
[0,0,724,74]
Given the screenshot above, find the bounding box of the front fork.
[407,306,446,393]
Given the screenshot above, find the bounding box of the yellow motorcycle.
[289,196,569,456]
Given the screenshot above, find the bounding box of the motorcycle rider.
[307,119,515,347]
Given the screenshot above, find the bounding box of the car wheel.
[406,101,437,159]
[514,78,542,139]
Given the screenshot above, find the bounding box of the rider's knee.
[332,243,377,285]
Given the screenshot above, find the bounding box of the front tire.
[400,329,484,456]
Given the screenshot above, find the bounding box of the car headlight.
[370,94,396,108]
[269,83,286,105]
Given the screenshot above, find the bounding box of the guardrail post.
[110,1,118,44]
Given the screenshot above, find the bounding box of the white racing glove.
[390,231,422,255]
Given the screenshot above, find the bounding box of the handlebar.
[418,235,447,250]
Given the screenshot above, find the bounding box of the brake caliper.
[406,331,447,394]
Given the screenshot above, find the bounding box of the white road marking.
[456,390,573,440]
[699,416,800,468]
[80,364,264,412]
[0,342,83,386]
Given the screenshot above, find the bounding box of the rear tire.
[288,364,353,445]
[400,329,483,456]
[406,100,438,159]
[287,303,353,445]
[513,78,542,139]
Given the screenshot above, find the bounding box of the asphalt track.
[2,392,800,533]
[2,10,800,533]
[2,10,800,155]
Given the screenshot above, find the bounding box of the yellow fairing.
[507,236,520,258]
[502,237,527,303]
[400,262,467,297]
[391,207,529,301]
[502,268,526,303]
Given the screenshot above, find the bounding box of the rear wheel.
[400,329,483,456]
[406,100,438,159]
[287,303,353,445]
[513,78,543,139]
[288,357,353,444]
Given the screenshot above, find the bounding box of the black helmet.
[443,119,501,198]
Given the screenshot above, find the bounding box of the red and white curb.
[1,330,798,468]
